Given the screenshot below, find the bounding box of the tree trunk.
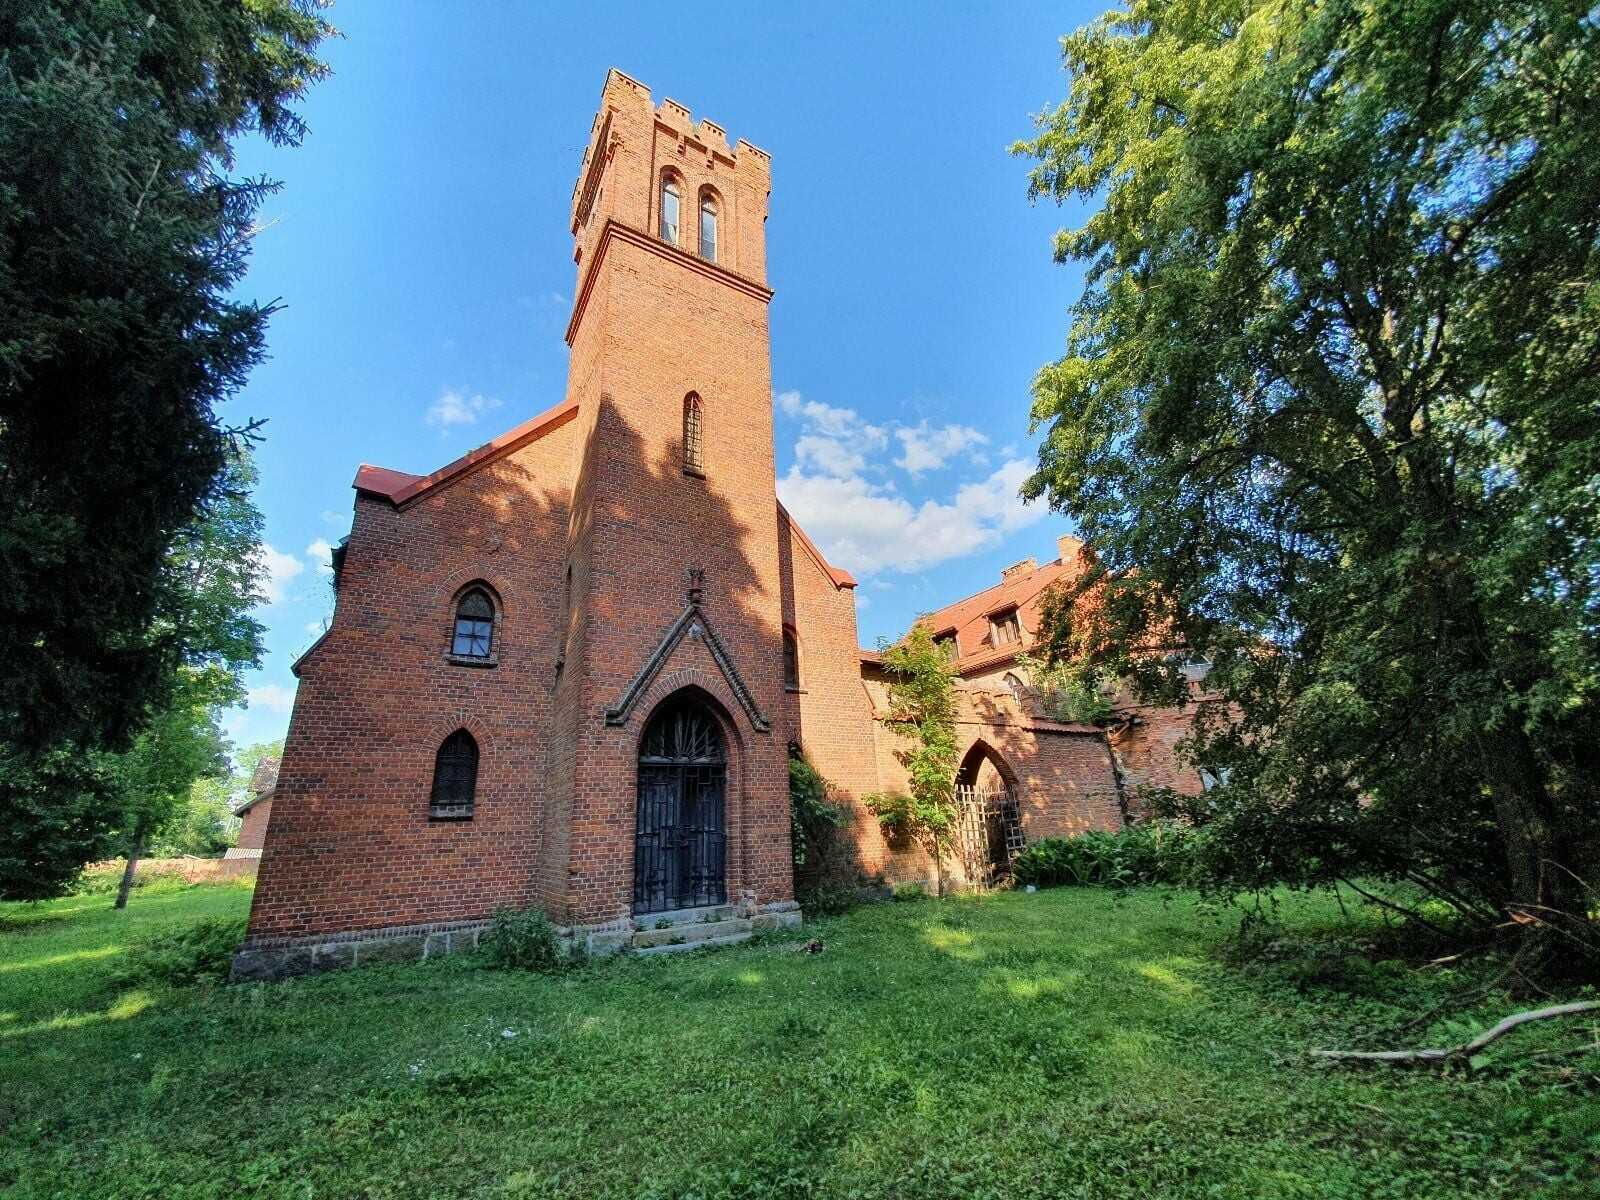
[932,841,945,898]
[1476,720,1578,918]
[114,823,146,910]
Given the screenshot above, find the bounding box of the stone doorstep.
[631,903,736,929]
[631,930,754,958]
[631,916,752,948]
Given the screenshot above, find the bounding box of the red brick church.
[233,72,1210,979]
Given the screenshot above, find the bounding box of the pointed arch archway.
[953,739,1023,887]
[956,739,1018,791]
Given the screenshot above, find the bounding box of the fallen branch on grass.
[1312,1001,1600,1065]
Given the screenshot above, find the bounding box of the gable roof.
[777,502,856,590]
[353,397,580,507]
[345,403,855,595]
[864,544,1087,675]
[234,755,280,817]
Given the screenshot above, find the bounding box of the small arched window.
[683,392,705,476]
[783,628,801,689]
[698,192,718,262]
[1003,672,1025,703]
[430,730,478,821]
[452,588,494,659]
[660,176,681,244]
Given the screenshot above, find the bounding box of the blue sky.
[224,0,1100,750]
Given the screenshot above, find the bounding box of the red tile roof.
[349,402,856,591]
[353,398,580,506]
[860,543,1089,674]
[778,502,856,589]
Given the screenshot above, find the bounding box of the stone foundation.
[229,900,802,982]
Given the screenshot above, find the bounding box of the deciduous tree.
[1015,0,1600,947]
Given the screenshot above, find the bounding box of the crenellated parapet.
[567,68,771,304]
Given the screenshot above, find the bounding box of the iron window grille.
[430,730,479,821]
[683,392,705,475]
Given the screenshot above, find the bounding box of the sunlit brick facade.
[235,72,1205,977]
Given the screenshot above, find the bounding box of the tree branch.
[1312,1001,1600,1064]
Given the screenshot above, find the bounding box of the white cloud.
[773,389,1044,578]
[255,544,304,605]
[894,422,989,475]
[304,621,325,636]
[795,434,869,478]
[306,538,336,576]
[320,509,346,529]
[778,457,1045,577]
[247,683,297,714]
[426,387,503,429]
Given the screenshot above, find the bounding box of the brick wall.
[236,799,272,851]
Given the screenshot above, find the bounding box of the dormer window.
[990,607,1021,646]
[698,192,718,262]
[934,632,958,662]
[660,176,681,244]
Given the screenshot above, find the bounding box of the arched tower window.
[451,587,495,659]
[682,392,705,476]
[660,175,681,244]
[698,191,718,263]
[1003,672,1025,703]
[783,628,801,689]
[430,730,479,821]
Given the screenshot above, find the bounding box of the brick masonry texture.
[238,70,1209,975]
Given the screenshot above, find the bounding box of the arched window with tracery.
[660,175,681,244]
[430,730,479,821]
[683,392,704,476]
[451,587,495,659]
[698,191,718,262]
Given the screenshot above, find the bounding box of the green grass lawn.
[1,882,1595,1199]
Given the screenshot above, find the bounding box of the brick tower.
[539,70,794,930]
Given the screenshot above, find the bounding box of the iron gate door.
[634,699,727,915]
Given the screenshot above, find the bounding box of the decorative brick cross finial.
[686,567,705,605]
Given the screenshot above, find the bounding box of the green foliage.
[1,452,273,899]
[0,745,123,900]
[1011,821,1202,889]
[0,2,333,756]
[1015,649,1114,723]
[482,907,567,974]
[797,881,859,917]
[1014,0,1600,937]
[4,883,1597,1196]
[788,752,843,867]
[868,625,960,893]
[113,916,246,988]
[891,882,928,902]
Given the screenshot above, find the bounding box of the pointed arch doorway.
[633,694,728,915]
[954,742,1024,887]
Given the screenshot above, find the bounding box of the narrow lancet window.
[698,193,718,262]
[683,392,704,475]
[660,177,681,244]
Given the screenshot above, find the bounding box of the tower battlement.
[568,69,770,289]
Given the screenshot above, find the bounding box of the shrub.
[798,880,859,917]
[1012,821,1201,890]
[892,882,928,902]
[789,754,844,868]
[115,916,247,987]
[482,906,566,973]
